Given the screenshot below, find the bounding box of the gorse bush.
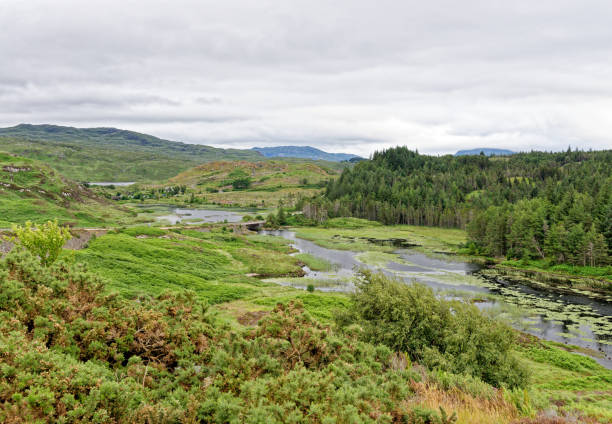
[336,270,529,388]
[0,250,526,423]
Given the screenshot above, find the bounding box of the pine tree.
[544,222,568,264]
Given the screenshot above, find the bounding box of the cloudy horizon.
[1,0,611,156]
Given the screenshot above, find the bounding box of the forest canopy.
[309,148,611,265]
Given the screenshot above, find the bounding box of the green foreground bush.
[336,270,529,388]
[0,250,507,423]
[10,219,72,266]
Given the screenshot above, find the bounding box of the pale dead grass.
[405,380,520,424]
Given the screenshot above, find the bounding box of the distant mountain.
[252,146,361,162]
[455,148,515,156]
[0,124,262,181]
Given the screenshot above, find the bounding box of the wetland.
[261,229,612,367]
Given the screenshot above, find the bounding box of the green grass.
[0,151,134,227]
[171,160,338,189]
[517,341,612,422]
[252,292,352,321]
[120,226,167,237]
[69,228,305,304]
[66,225,353,323]
[165,159,339,208]
[294,253,336,271]
[0,124,262,181]
[322,217,383,229]
[293,221,467,254]
[502,258,612,280]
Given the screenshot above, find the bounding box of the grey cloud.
[1,0,611,155]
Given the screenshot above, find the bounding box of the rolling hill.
[0,124,263,182]
[171,160,337,188]
[167,160,340,207]
[0,151,133,227]
[252,146,360,162]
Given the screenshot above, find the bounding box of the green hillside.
[170,160,339,207]
[0,151,133,227]
[171,160,337,188]
[0,124,263,182]
[102,160,343,209]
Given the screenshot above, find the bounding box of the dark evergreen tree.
[308,147,611,266]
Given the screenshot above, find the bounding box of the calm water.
[155,207,244,225]
[89,182,135,186]
[261,230,612,368]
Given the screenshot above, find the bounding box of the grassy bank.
[293,218,468,254]
[483,265,612,299]
[294,253,337,271]
[518,339,612,422]
[501,259,612,280]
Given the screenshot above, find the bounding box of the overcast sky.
[1,0,611,156]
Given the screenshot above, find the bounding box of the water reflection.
[260,229,612,367]
[153,207,244,225]
[89,182,135,186]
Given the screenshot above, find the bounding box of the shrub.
[336,270,529,388]
[231,176,252,190]
[11,219,72,266]
[404,406,457,424]
[276,205,287,225]
[265,213,279,229]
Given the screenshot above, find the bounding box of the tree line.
[304,147,611,265]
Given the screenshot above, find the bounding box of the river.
[261,230,612,368]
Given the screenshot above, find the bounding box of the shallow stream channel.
[260,230,612,368]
